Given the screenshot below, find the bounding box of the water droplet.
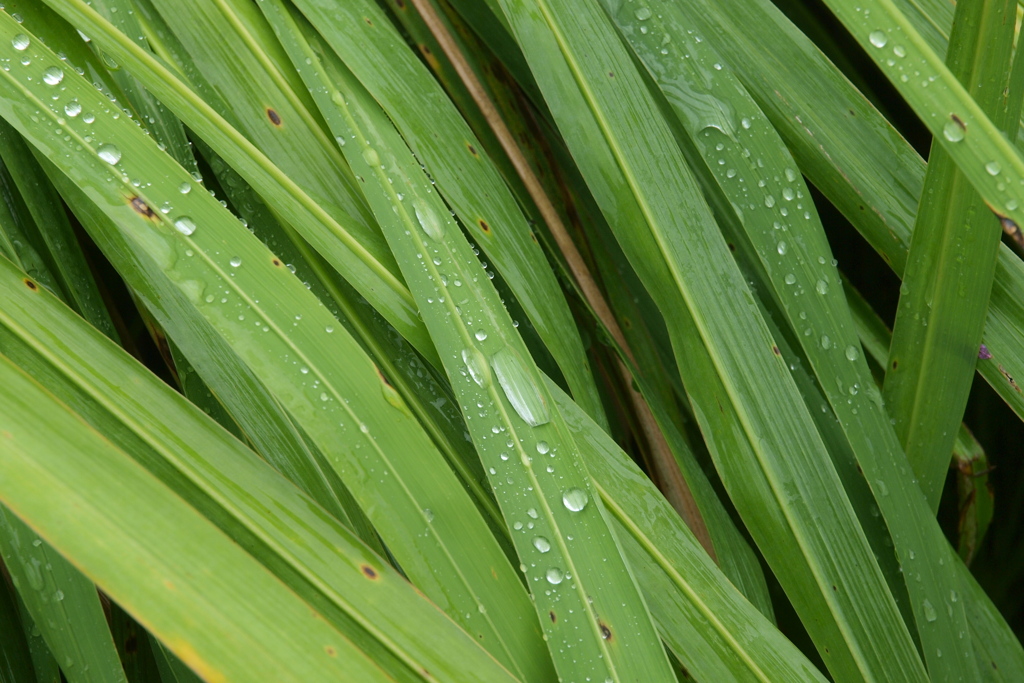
[423,508,434,522]
[784,273,796,285]
[173,216,196,236]
[229,257,242,268]
[876,479,889,496]
[845,345,859,361]
[562,488,589,512]
[741,117,751,129]
[943,120,965,142]
[986,161,1001,176]
[635,7,652,20]
[462,347,490,387]
[893,45,906,57]
[820,334,832,349]
[533,536,551,553]
[54,590,64,601]
[362,147,380,167]
[42,66,63,85]
[764,195,776,208]
[413,197,445,241]
[1006,199,1018,211]
[546,567,564,584]
[537,441,550,455]
[474,330,487,341]
[178,181,191,194]
[950,589,958,603]
[785,168,798,182]
[869,30,888,48]
[64,100,81,117]
[491,348,549,426]
[97,143,121,164]
[816,279,828,295]
[923,599,937,622]
[12,34,30,53]
[777,241,788,255]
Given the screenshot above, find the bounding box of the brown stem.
[409,0,716,561]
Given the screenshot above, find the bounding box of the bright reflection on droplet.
[845,345,860,361]
[97,143,121,164]
[229,257,242,268]
[12,34,29,51]
[869,30,888,48]
[546,567,564,584]
[173,216,196,236]
[42,66,63,85]
[562,488,589,512]
[533,536,551,553]
[943,120,965,142]
[64,100,81,117]
[986,161,1001,176]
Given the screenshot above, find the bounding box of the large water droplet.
[97,143,121,165]
[533,536,551,553]
[536,441,550,455]
[562,488,589,512]
[491,348,549,426]
[923,599,937,622]
[229,257,242,268]
[42,66,63,85]
[869,30,888,48]
[764,195,776,208]
[784,273,796,285]
[845,345,860,361]
[462,347,490,387]
[12,34,31,51]
[413,197,445,241]
[474,330,487,341]
[546,567,564,584]
[986,161,1001,176]
[64,100,81,117]
[816,279,829,295]
[634,7,652,20]
[943,120,965,142]
[362,147,380,167]
[178,181,191,194]
[173,216,196,236]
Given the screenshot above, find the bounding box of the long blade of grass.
[493,0,934,679]
[0,510,127,683]
[0,13,547,675]
[605,1,978,676]
[0,253,522,683]
[0,566,38,683]
[0,354,394,683]
[301,16,671,679]
[39,0,434,359]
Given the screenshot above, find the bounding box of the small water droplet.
[546,567,564,584]
[741,117,751,129]
[986,161,1001,176]
[413,197,445,241]
[178,181,191,194]
[474,330,487,341]
[869,30,888,48]
[845,345,860,361]
[923,599,937,622]
[816,279,828,295]
[782,187,795,201]
[173,216,196,236]
[97,143,121,164]
[777,241,788,255]
[533,536,551,553]
[64,100,81,117]
[820,334,832,349]
[362,147,380,167]
[229,257,242,268]
[784,273,797,285]
[764,195,776,208]
[943,120,965,142]
[562,488,589,512]
[537,441,550,455]
[42,66,63,85]
[893,45,906,58]
[634,7,652,20]
[423,508,434,522]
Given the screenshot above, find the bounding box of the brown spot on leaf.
[466,142,478,157]
[325,646,336,657]
[360,565,379,579]
[376,366,394,388]
[272,258,283,267]
[23,278,38,291]
[364,17,374,26]
[998,364,1021,393]
[892,360,898,370]
[267,108,282,126]
[599,622,612,640]
[608,71,615,78]
[728,242,736,251]
[129,195,157,219]
[772,345,781,356]
[478,219,491,234]
[549,611,556,623]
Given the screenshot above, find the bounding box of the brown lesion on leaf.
[271,258,283,267]
[418,44,441,72]
[478,219,491,235]
[22,278,38,291]
[128,195,157,220]
[394,0,406,8]
[376,365,394,389]
[998,364,1021,393]
[324,646,337,657]
[772,345,781,356]
[466,142,479,157]
[360,564,379,580]
[364,17,374,26]
[548,610,556,623]
[266,108,282,126]
[599,621,612,640]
